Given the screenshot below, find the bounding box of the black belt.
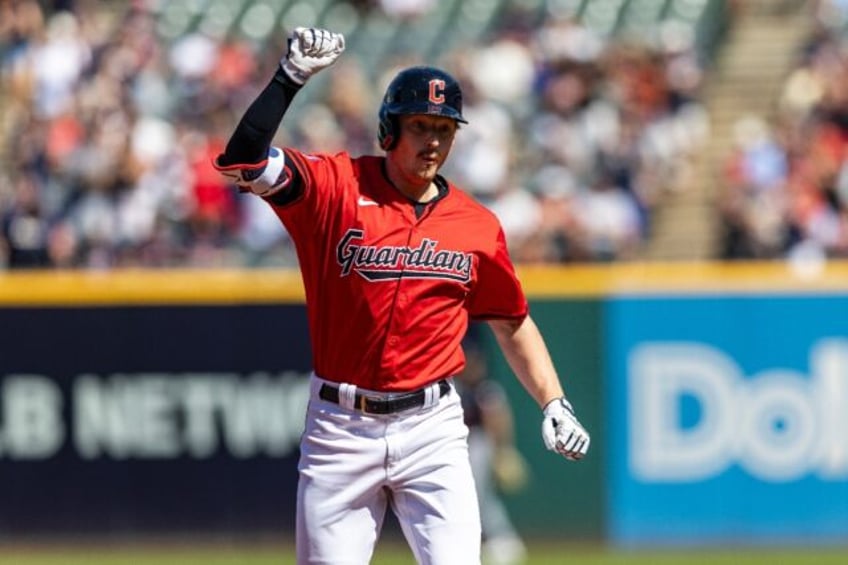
[318,380,451,414]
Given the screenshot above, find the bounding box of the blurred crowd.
[0,0,710,269]
[718,0,848,261]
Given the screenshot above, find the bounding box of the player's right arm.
[213,27,345,202]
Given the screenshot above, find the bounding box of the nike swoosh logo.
[357,196,379,207]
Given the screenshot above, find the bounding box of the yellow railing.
[1,260,846,306]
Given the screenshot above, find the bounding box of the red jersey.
[273,150,528,391]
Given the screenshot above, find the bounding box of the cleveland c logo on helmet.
[429,80,446,104]
[378,66,467,151]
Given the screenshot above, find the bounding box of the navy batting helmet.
[377,66,468,150]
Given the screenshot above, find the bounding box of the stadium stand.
[711,0,848,262]
[0,0,734,268]
[649,0,816,259]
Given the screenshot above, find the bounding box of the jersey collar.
[380,159,450,207]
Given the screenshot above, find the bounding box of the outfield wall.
[1,262,846,544]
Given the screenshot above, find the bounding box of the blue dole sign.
[606,294,848,545]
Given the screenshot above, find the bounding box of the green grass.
[1,543,847,565]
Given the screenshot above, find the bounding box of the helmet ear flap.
[378,112,398,151]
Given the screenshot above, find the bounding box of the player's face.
[390,114,457,186]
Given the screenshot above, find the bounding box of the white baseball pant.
[296,374,482,565]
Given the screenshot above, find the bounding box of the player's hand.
[541,397,590,461]
[280,27,345,85]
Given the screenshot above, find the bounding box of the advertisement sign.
[0,304,312,534]
[607,294,848,545]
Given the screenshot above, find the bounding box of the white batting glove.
[541,397,590,461]
[280,27,345,85]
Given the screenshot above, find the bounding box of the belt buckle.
[358,393,390,414]
[360,394,384,413]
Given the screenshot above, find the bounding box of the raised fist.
[280,27,345,85]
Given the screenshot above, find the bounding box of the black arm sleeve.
[217,68,302,167]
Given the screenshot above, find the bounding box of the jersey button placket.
[382,284,407,371]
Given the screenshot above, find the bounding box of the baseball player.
[214,27,590,565]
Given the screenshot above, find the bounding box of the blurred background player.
[457,332,529,565]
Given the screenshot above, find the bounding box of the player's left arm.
[487,316,563,408]
[488,316,590,461]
